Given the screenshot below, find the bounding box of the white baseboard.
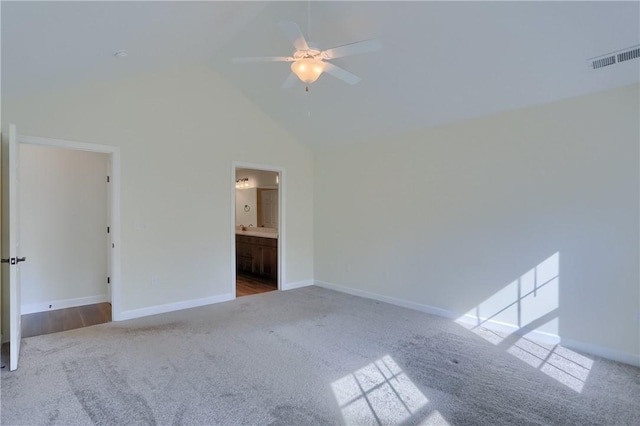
[314,280,457,319]
[21,295,108,315]
[314,280,640,367]
[455,313,561,345]
[282,280,314,291]
[560,338,640,367]
[117,293,234,321]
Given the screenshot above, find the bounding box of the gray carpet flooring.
[1,286,639,425]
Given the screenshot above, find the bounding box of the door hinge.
[107,176,110,183]
[107,226,110,234]
[107,277,110,284]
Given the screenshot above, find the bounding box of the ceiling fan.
[233,21,381,89]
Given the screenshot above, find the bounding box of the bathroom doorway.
[233,165,282,297]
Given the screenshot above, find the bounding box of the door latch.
[1,257,26,265]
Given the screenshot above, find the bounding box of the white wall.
[2,62,314,330]
[314,84,640,365]
[235,188,257,227]
[19,145,108,312]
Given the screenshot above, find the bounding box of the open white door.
[8,124,24,371]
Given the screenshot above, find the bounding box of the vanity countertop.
[236,229,278,239]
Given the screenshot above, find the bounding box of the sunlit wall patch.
[455,252,593,393]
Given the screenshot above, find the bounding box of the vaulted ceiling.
[3,1,639,148]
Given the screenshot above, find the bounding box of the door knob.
[16,257,26,263]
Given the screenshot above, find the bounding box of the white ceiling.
[3,1,639,148]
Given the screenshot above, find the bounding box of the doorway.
[19,144,111,337]
[9,132,121,334]
[232,164,283,298]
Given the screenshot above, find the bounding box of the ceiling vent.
[618,47,640,63]
[588,45,640,70]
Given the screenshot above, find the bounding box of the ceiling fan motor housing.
[293,48,322,60]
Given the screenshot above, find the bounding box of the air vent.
[618,47,640,63]
[591,55,616,69]
[588,45,640,70]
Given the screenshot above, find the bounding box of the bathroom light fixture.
[290,57,326,84]
[235,178,249,189]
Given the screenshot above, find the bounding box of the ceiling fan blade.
[233,56,293,63]
[278,21,309,51]
[281,72,298,89]
[323,62,361,85]
[322,39,382,60]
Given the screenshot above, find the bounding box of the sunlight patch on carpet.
[331,355,431,425]
[421,410,450,425]
[507,341,594,393]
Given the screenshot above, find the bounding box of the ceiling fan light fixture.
[291,58,325,84]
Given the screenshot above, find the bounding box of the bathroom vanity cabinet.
[236,234,277,280]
